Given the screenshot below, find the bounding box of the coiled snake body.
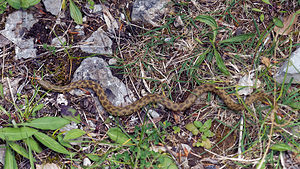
[38,80,274,116]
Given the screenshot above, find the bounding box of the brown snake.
[38,79,275,116]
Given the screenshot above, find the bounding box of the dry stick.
[201,148,261,163]
[238,116,244,159]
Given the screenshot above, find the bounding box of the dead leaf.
[274,13,298,35]
[261,56,271,67]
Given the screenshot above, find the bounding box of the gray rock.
[0,34,10,47]
[85,3,103,14]
[51,36,66,46]
[74,25,85,36]
[131,0,171,26]
[70,57,135,113]
[0,11,38,59]
[274,47,300,84]
[43,0,62,16]
[79,28,112,54]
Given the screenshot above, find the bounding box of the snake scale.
[38,79,275,116]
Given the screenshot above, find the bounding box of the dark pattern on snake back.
[38,80,275,116]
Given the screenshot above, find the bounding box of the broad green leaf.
[8,141,36,161]
[0,127,37,141]
[199,119,212,132]
[31,104,44,115]
[270,143,293,151]
[107,127,133,145]
[195,15,218,42]
[214,49,230,75]
[63,129,86,141]
[252,8,263,12]
[34,132,70,154]
[288,101,300,109]
[273,17,284,28]
[23,0,40,7]
[261,0,271,5]
[6,0,21,9]
[20,117,70,130]
[57,134,72,148]
[24,137,43,153]
[69,0,83,24]
[193,121,202,128]
[86,154,101,161]
[185,123,199,135]
[195,15,218,29]
[4,146,17,169]
[158,155,178,169]
[219,33,255,44]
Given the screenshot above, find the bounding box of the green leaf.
[31,104,44,115]
[0,83,4,98]
[158,155,178,169]
[193,141,202,147]
[185,123,199,135]
[214,49,230,75]
[24,137,43,153]
[22,0,40,8]
[34,132,70,154]
[261,0,272,5]
[172,126,180,134]
[204,130,215,137]
[86,154,101,161]
[260,14,265,22]
[288,101,300,109]
[63,129,86,141]
[0,127,37,141]
[4,146,17,169]
[107,127,133,145]
[195,15,218,30]
[195,15,218,42]
[252,8,263,12]
[6,0,21,9]
[270,143,293,151]
[0,105,9,117]
[219,33,255,44]
[199,119,212,132]
[273,17,284,28]
[193,121,202,128]
[69,0,83,24]
[200,138,212,149]
[57,135,72,148]
[20,117,70,130]
[8,141,36,161]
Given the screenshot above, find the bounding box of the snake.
[38,79,275,116]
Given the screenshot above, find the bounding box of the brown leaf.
[261,56,270,67]
[274,13,299,35]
